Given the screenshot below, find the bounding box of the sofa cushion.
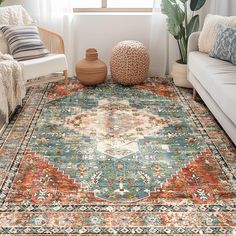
[188,51,236,125]
[210,24,236,65]
[1,25,49,61]
[20,54,68,81]
[199,14,236,54]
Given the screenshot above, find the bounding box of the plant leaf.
[179,0,188,3]
[190,0,206,11]
[187,15,199,38]
[161,0,185,38]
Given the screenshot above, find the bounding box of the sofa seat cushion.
[188,51,236,125]
[20,54,67,81]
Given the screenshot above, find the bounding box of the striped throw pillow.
[1,25,49,61]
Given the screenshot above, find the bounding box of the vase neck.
[86,48,98,61]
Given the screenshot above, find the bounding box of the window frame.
[73,0,152,12]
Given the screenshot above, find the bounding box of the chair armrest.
[38,27,65,54]
[188,31,201,54]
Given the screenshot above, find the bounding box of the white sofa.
[188,32,236,145]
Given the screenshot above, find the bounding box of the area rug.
[0,77,235,235]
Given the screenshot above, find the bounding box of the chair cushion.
[1,25,49,61]
[20,54,68,81]
[188,51,236,125]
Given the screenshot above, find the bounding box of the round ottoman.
[110,40,149,85]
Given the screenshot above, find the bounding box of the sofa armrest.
[188,31,201,54]
[38,27,65,54]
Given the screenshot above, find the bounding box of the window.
[73,0,153,12]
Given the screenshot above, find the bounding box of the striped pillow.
[1,25,49,61]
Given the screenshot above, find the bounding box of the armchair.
[0,5,68,87]
[22,26,68,87]
[0,5,68,128]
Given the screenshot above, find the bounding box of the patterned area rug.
[0,78,235,235]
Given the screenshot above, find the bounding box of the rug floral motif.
[0,78,235,235]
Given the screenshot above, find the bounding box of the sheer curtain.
[149,0,236,77]
[28,0,73,33]
[149,0,179,77]
[4,0,75,76]
[206,0,236,16]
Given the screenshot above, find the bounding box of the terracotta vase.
[76,48,107,86]
[171,61,193,88]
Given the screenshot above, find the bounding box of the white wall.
[73,14,151,73]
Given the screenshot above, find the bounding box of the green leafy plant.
[0,0,5,5]
[161,0,206,64]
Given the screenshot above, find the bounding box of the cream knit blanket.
[0,5,33,25]
[0,53,25,123]
[0,5,33,123]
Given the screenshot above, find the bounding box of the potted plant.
[161,0,206,88]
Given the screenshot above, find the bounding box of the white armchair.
[0,5,68,128]
[0,5,68,87]
[23,26,68,87]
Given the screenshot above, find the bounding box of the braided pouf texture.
[110,40,150,85]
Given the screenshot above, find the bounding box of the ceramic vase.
[171,61,193,88]
[76,48,107,86]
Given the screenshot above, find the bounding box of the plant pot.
[171,61,192,88]
[76,48,107,86]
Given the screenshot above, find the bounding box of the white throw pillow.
[199,14,236,54]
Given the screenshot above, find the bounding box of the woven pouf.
[110,40,149,85]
